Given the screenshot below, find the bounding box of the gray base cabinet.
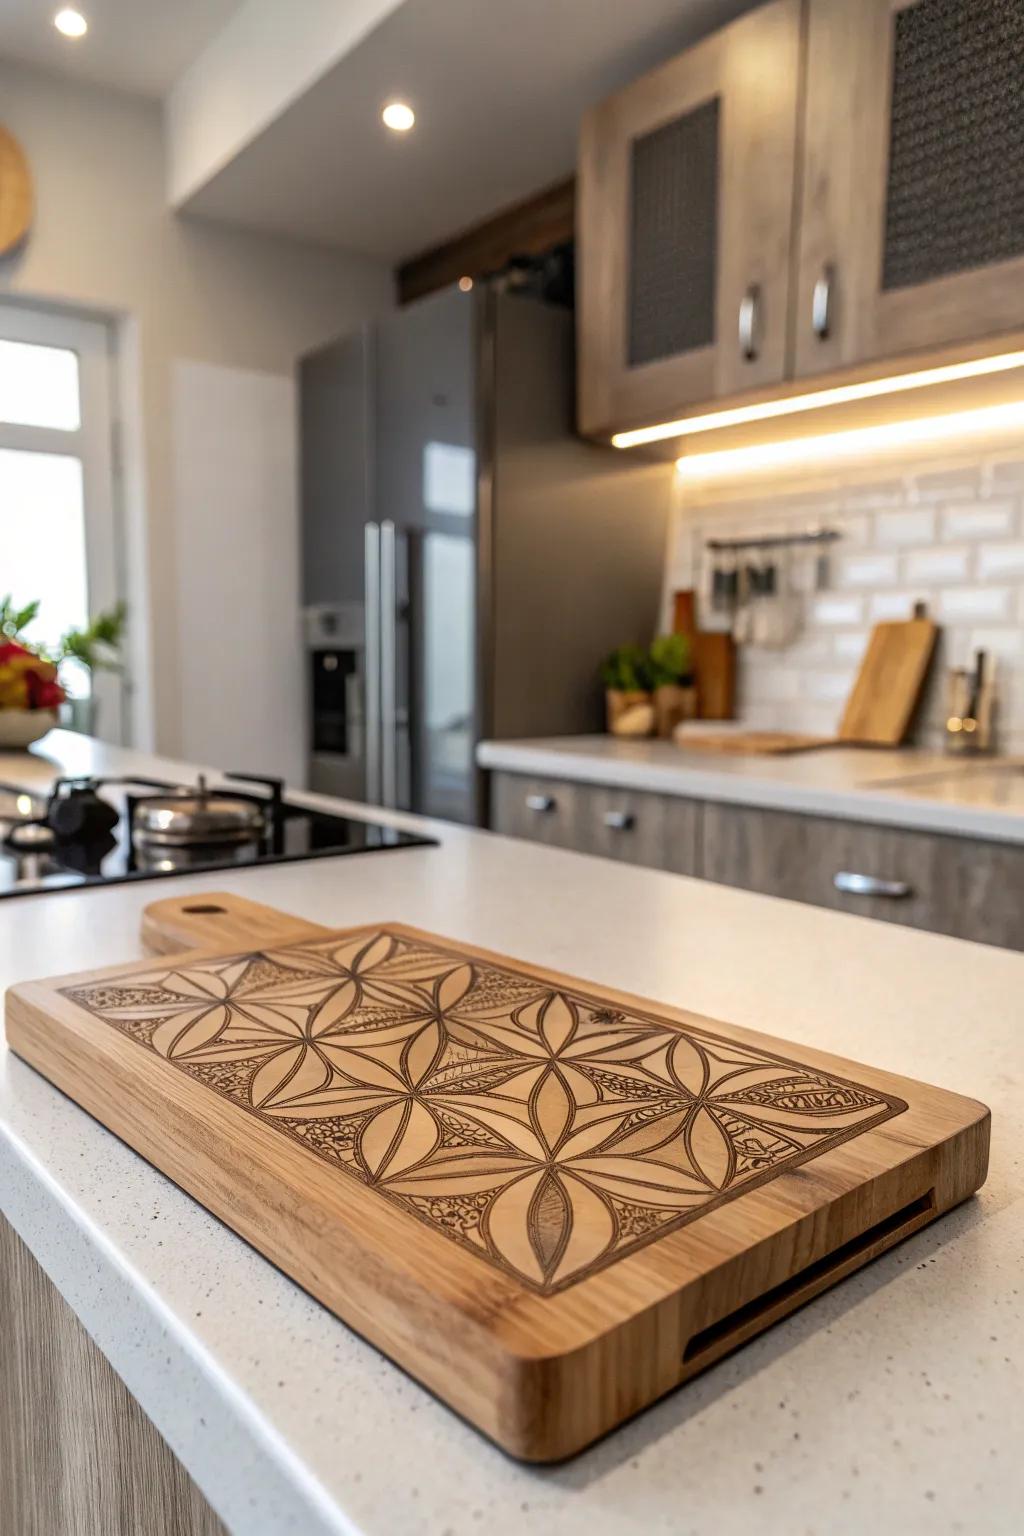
[489,773,700,875]
[489,770,1023,951]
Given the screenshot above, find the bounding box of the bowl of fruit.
[0,636,65,748]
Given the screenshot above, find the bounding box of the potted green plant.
[600,644,655,737]
[647,632,696,739]
[55,604,127,736]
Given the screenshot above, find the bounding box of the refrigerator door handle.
[363,523,382,804]
[379,519,398,809]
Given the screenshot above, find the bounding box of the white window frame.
[0,304,124,744]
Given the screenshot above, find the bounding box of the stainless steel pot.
[132,775,265,847]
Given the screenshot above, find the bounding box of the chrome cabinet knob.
[834,871,912,900]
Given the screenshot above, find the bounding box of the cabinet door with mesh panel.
[795,0,1024,378]
[577,0,802,439]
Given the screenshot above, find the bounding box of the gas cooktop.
[0,771,434,899]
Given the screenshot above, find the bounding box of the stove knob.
[49,789,119,842]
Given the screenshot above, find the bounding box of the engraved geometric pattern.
[628,96,719,366]
[883,0,1024,290]
[62,931,905,1296]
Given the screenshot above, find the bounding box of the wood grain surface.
[0,126,32,255]
[577,0,802,436]
[0,1214,225,1536]
[837,617,938,745]
[5,893,990,1460]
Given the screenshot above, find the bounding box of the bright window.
[0,339,81,430]
[0,305,121,738]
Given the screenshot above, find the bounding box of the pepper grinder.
[945,650,996,754]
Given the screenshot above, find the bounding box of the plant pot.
[605,688,654,738]
[0,708,59,750]
[653,683,698,740]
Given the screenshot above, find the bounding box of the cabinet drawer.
[572,785,700,876]
[489,773,701,877]
[702,803,1024,951]
[489,773,583,851]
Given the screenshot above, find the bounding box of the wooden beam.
[397,178,575,305]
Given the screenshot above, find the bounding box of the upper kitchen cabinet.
[577,0,803,438]
[796,0,1024,376]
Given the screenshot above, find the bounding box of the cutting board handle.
[141,892,330,956]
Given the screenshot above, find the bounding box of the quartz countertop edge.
[477,737,1024,844]
[1,733,1021,1536]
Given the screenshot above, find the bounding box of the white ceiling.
[180,0,762,262]
[0,0,245,97]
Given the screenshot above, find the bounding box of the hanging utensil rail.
[705,528,840,552]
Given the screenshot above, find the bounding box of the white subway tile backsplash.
[967,627,1024,661]
[941,501,1016,540]
[804,670,854,702]
[832,630,871,663]
[912,466,982,501]
[842,481,905,511]
[875,509,936,546]
[977,542,1024,579]
[937,586,1013,621]
[668,443,1024,747]
[870,590,925,621]
[903,546,971,583]
[811,595,864,626]
[986,457,1024,488]
[839,553,899,587]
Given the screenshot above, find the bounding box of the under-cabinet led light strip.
[612,349,1024,449]
[674,399,1024,482]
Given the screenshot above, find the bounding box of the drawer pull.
[738,283,761,363]
[834,871,912,900]
[525,794,556,814]
[812,263,835,340]
[602,810,635,832]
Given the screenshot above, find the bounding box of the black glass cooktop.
[0,773,434,899]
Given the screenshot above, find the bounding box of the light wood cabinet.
[794,0,1024,378]
[488,770,1023,951]
[580,0,1024,436]
[577,0,803,437]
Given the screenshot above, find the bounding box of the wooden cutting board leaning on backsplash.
[676,617,938,754]
[5,893,989,1461]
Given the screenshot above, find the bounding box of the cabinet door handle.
[812,264,835,340]
[738,283,761,362]
[602,810,635,831]
[525,794,556,814]
[834,871,912,900]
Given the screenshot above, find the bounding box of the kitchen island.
[2,735,1022,1535]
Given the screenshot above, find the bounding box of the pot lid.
[132,775,265,846]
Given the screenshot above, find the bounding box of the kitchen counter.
[1,733,1022,1535]
[477,736,1024,844]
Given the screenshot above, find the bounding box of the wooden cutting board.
[676,730,836,755]
[5,892,989,1461]
[837,617,938,746]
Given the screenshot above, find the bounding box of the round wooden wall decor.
[0,127,33,255]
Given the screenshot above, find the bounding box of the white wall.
[665,443,1024,752]
[0,60,394,760]
[173,359,305,783]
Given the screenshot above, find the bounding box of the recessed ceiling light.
[54,8,88,37]
[458,276,474,293]
[382,101,415,133]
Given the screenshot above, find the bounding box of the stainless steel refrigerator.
[300,284,670,825]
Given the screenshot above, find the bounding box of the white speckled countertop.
[1,734,1022,1535]
[476,737,1024,845]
